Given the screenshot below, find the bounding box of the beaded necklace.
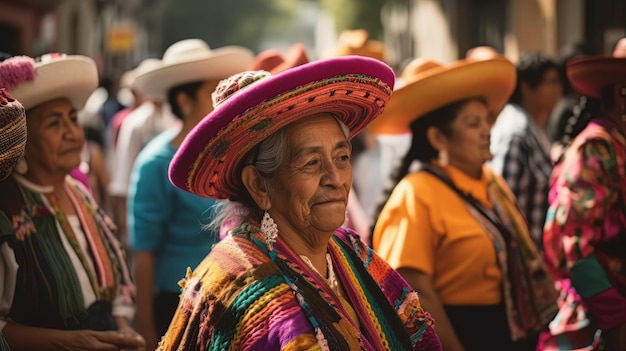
[299,253,340,295]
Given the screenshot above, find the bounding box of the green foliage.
[156,0,298,52]
[320,0,389,39]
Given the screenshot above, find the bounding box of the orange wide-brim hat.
[567,56,626,99]
[322,29,387,63]
[367,56,516,135]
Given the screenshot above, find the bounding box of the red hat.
[169,55,395,199]
[248,43,310,75]
[567,44,626,99]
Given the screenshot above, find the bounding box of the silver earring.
[14,157,28,175]
[438,150,449,166]
[261,211,278,245]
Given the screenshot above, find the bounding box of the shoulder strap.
[419,163,512,243]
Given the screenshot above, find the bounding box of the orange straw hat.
[367,56,516,135]
[566,38,626,99]
[323,29,387,62]
[248,43,310,74]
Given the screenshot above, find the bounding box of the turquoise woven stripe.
[208,274,284,351]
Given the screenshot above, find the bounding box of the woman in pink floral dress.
[542,43,626,351]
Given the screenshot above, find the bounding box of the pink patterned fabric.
[541,117,626,350]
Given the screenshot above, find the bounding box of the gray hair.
[206,115,350,235]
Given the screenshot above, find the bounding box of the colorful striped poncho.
[158,221,441,350]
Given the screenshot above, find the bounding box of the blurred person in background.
[108,58,175,247]
[490,51,563,249]
[158,55,440,351]
[127,38,254,350]
[324,29,410,245]
[371,56,557,351]
[546,42,601,164]
[0,54,143,350]
[540,38,626,351]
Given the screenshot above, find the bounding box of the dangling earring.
[14,157,28,175]
[438,149,449,166]
[260,211,278,246]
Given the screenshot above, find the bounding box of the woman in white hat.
[127,38,254,350]
[371,56,557,351]
[0,54,144,350]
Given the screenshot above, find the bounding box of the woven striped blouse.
[158,222,441,351]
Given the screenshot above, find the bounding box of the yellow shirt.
[373,164,502,305]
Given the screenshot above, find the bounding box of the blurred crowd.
[0,29,625,351]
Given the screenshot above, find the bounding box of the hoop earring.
[260,211,278,246]
[438,150,449,166]
[15,157,28,175]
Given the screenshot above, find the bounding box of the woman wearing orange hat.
[541,43,626,351]
[371,57,557,351]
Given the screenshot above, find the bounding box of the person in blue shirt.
[127,38,254,350]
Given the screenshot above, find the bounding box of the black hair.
[557,42,594,96]
[166,81,205,120]
[372,97,482,229]
[600,84,617,111]
[510,51,560,104]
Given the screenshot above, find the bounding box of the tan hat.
[323,29,387,62]
[120,58,163,90]
[133,39,255,100]
[8,53,99,110]
[367,57,516,134]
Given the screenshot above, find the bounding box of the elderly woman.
[158,56,441,350]
[0,54,144,350]
[541,46,626,351]
[369,57,557,351]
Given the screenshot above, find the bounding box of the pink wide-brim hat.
[8,54,98,110]
[169,55,395,199]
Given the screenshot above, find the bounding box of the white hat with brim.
[10,54,98,111]
[133,39,255,100]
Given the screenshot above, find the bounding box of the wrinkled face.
[446,99,492,167]
[24,98,84,177]
[269,113,352,234]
